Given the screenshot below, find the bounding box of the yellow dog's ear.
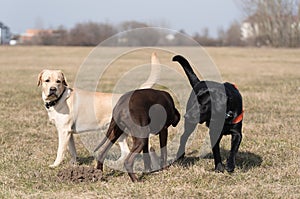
[60,71,68,87]
[37,70,45,87]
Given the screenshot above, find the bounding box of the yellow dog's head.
[37,70,68,102]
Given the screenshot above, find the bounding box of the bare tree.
[224,21,243,46]
[237,0,300,47]
[193,27,222,46]
[118,21,164,46]
[68,22,117,46]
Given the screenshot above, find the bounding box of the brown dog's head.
[37,70,68,102]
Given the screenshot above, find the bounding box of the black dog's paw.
[176,152,185,160]
[225,162,235,173]
[215,163,225,173]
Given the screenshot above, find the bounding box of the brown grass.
[0,46,299,198]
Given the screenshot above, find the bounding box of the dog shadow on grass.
[234,150,263,172]
[77,156,95,165]
[176,149,263,172]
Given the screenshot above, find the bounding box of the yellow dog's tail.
[139,52,161,89]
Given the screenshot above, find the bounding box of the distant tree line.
[19,0,300,47]
[21,22,118,46]
[19,20,245,47]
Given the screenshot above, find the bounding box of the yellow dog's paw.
[49,163,59,168]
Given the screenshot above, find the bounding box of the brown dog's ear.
[172,108,181,127]
[37,70,45,87]
[60,71,68,87]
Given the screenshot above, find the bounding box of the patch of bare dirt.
[57,166,103,183]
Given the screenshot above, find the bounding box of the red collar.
[232,110,244,124]
[233,83,238,89]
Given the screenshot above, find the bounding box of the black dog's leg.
[159,128,168,169]
[226,127,242,172]
[211,135,224,172]
[176,120,197,159]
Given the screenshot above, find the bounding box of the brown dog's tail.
[172,55,200,90]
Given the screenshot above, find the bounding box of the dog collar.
[232,110,244,124]
[45,88,66,109]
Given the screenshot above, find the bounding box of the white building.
[240,21,259,41]
[0,22,11,45]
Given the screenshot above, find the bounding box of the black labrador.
[94,88,180,182]
[173,55,243,172]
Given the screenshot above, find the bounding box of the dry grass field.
[0,46,299,198]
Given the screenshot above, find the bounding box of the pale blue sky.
[1,0,242,37]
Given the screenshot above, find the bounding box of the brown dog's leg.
[95,139,114,171]
[124,137,146,182]
[142,138,151,172]
[95,120,123,170]
[159,128,168,169]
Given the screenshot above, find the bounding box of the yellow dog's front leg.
[49,130,73,167]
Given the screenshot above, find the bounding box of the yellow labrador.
[38,53,160,167]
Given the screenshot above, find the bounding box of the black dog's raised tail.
[172,55,200,89]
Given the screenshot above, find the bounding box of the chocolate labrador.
[94,88,180,182]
